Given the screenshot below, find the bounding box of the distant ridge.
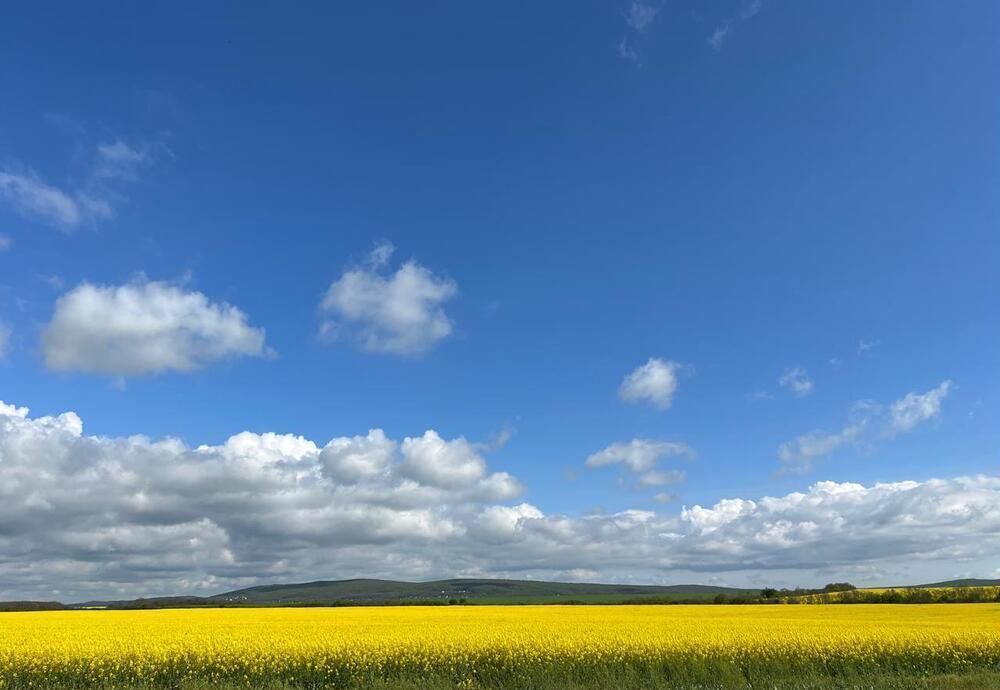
[913,578,1000,589]
[13,576,998,611]
[210,577,754,604]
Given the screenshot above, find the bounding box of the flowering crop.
[1,604,998,688]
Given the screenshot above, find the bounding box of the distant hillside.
[914,578,1000,589]
[211,578,755,604]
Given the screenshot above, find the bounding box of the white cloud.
[0,399,998,600]
[619,357,682,409]
[586,439,692,473]
[779,366,813,397]
[0,139,156,230]
[0,234,11,252]
[586,439,691,488]
[778,382,953,473]
[398,431,491,490]
[42,281,271,376]
[890,381,952,434]
[320,243,457,356]
[320,430,396,484]
[708,0,762,51]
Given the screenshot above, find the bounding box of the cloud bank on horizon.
[0,399,996,601]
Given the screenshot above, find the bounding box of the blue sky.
[0,1,998,600]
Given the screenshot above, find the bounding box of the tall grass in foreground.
[1,605,999,689]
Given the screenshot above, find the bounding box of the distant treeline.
[790,586,1000,605]
[0,601,67,612]
[712,584,1000,605]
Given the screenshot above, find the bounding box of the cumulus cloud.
[778,382,953,473]
[319,242,457,356]
[42,281,270,376]
[586,439,691,487]
[1,399,998,600]
[889,381,952,434]
[0,139,155,230]
[779,366,813,397]
[619,358,682,409]
[399,431,491,490]
[708,0,762,51]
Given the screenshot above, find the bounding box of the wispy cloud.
[625,2,659,32]
[0,171,95,228]
[778,381,953,473]
[708,0,762,51]
[0,234,11,252]
[0,138,158,231]
[618,2,660,65]
[857,338,880,354]
[779,365,814,397]
[778,416,867,474]
[889,380,952,435]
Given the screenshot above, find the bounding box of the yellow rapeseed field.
[1,604,999,688]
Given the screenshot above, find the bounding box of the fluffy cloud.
[779,366,813,397]
[319,243,457,356]
[586,439,692,487]
[778,382,953,473]
[618,358,682,409]
[399,431,491,490]
[0,399,998,600]
[890,381,952,434]
[42,281,270,376]
[0,140,153,230]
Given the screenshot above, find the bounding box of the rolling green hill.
[210,578,756,604]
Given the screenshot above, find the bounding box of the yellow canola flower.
[0,604,998,687]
